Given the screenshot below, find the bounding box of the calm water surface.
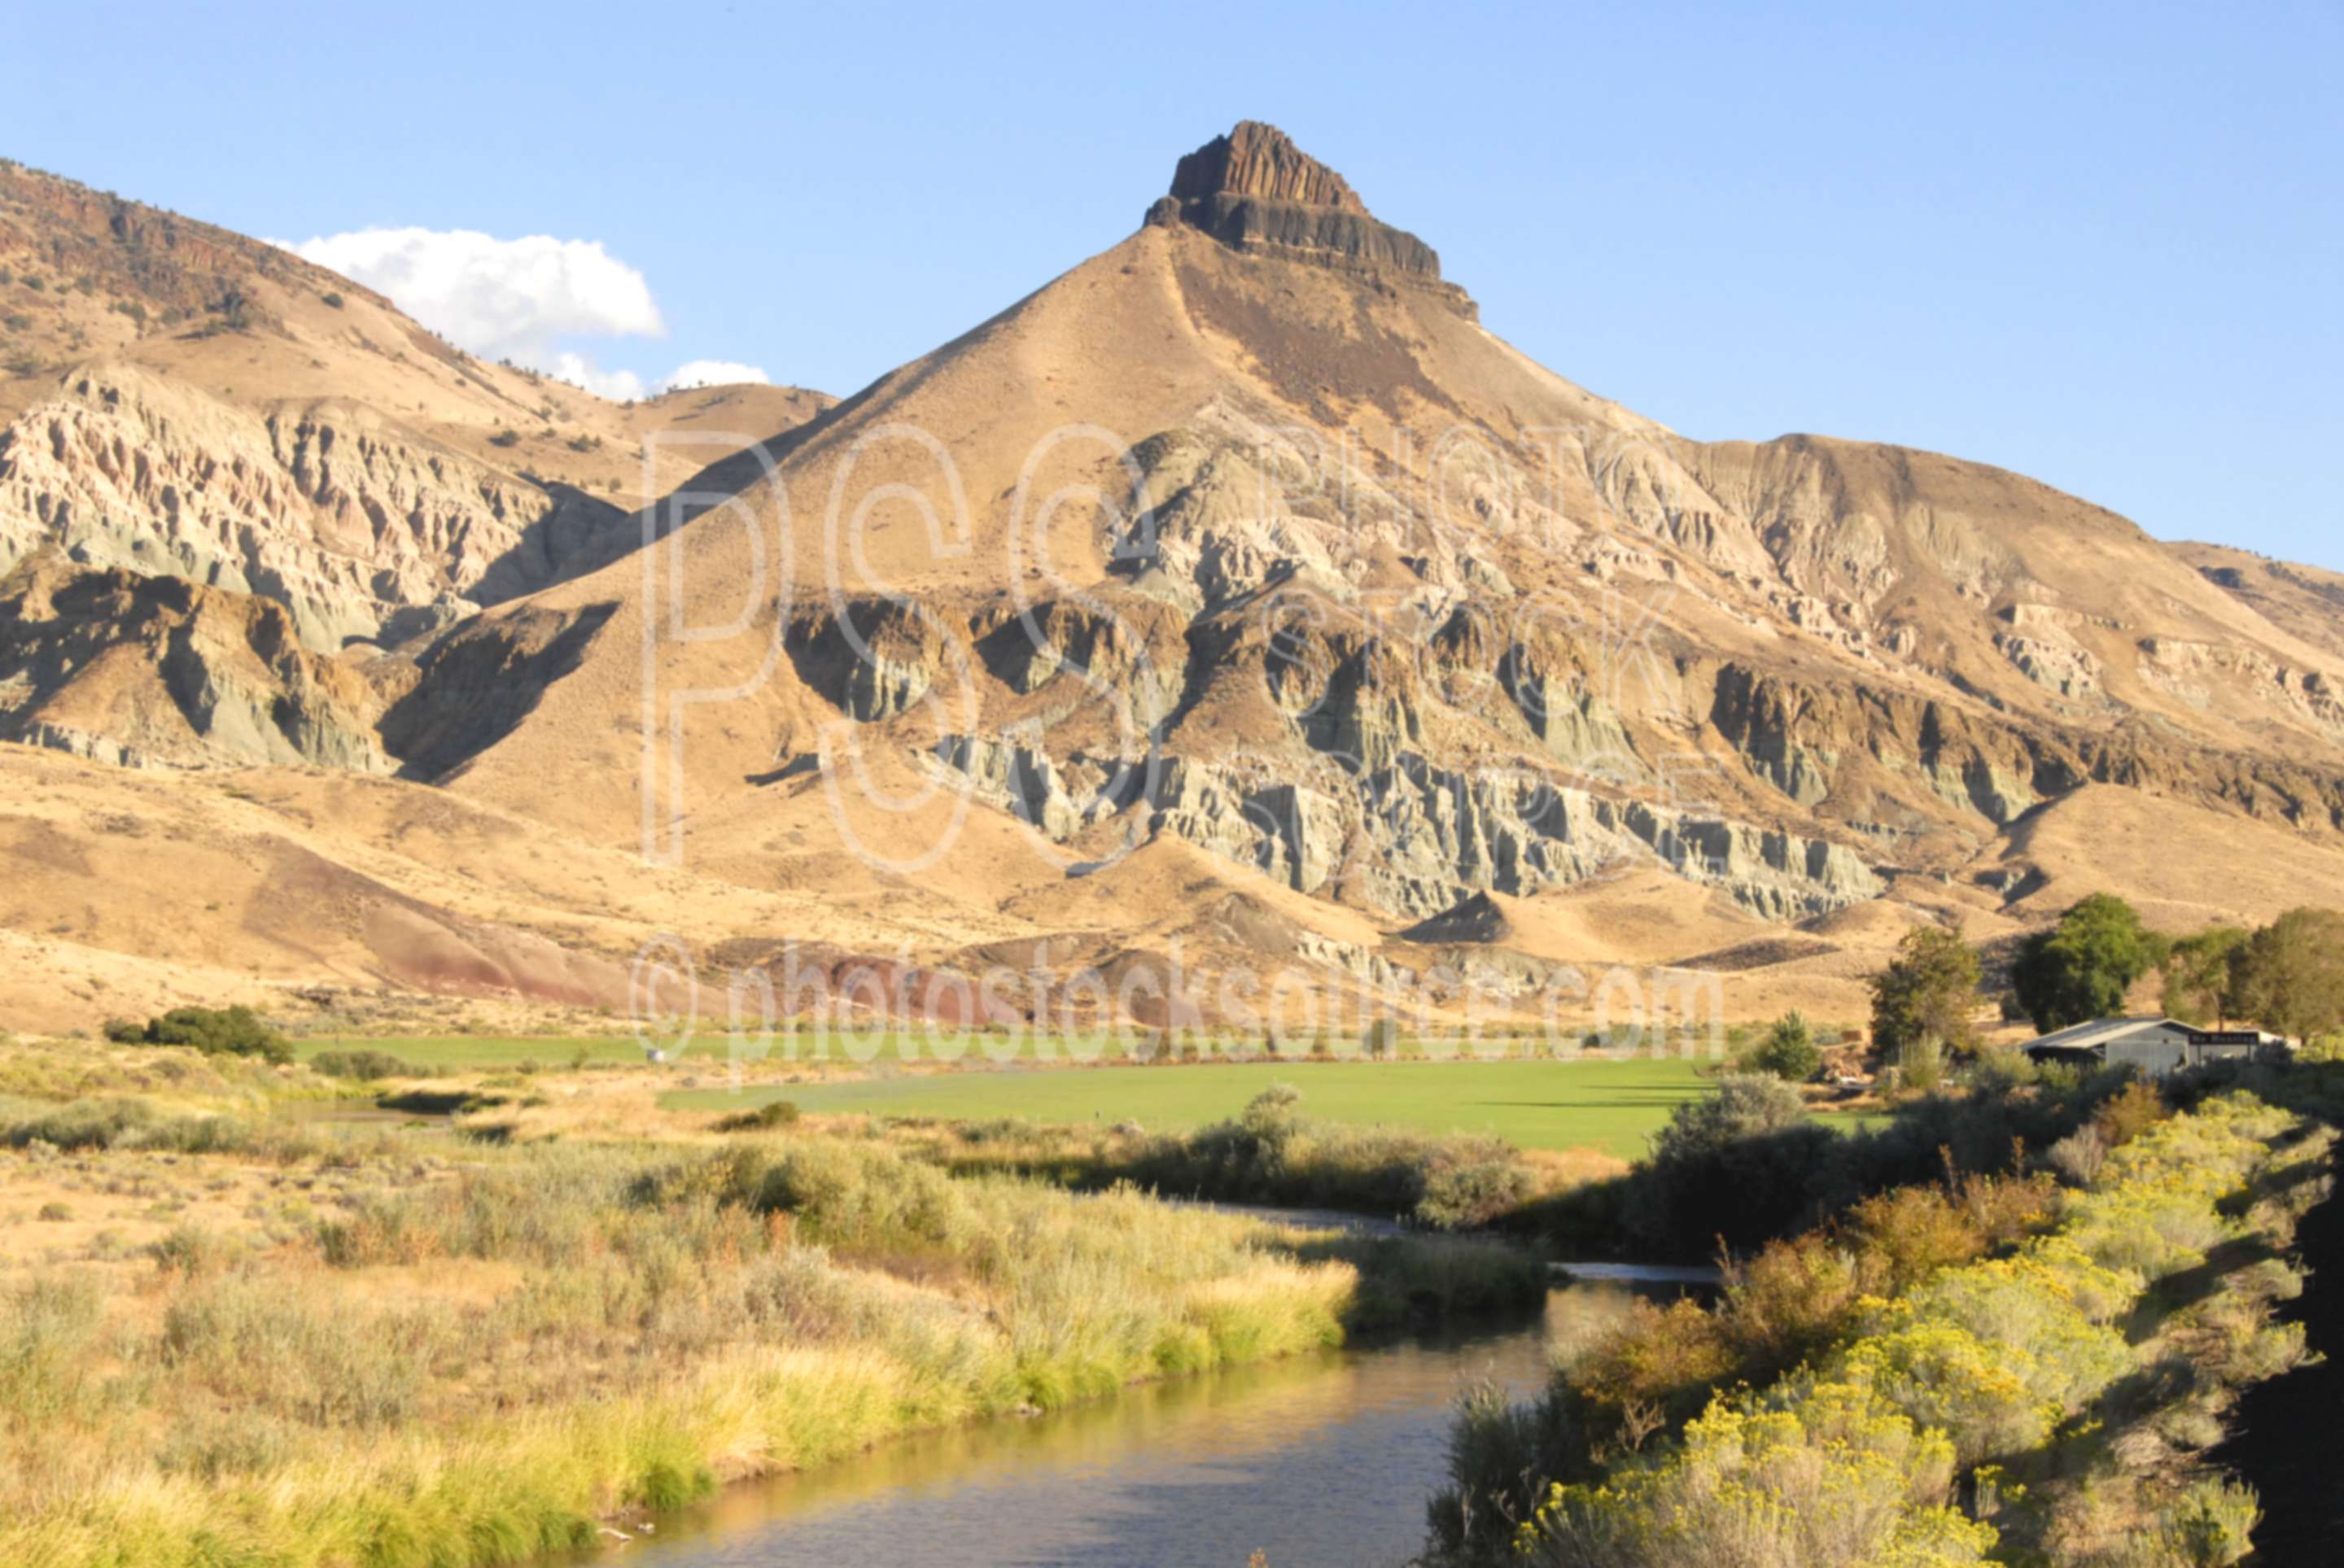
[568,1281,1686,1568]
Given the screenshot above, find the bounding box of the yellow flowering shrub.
[1511,1093,2306,1566]
[1518,1377,1995,1566]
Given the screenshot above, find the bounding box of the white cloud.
[276,226,666,369]
[542,352,646,402]
[274,226,770,405]
[660,359,771,392]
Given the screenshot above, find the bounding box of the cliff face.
[7,124,2344,1037]
[1146,120,1450,290]
[1170,121,1373,212]
[0,552,386,771]
[0,162,833,657]
[0,365,633,650]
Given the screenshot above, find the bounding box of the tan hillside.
[2,124,2341,1035]
[0,159,832,651]
[2170,540,2344,664]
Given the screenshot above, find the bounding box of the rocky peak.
[1145,121,1444,282]
[1169,120,1370,214]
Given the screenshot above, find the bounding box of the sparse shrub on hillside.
[320,291,343,308]
[1519,1377,1992,1566]
[2048,1123,2109,1186]
[2157,1478,2261,1567]
[488,427,521,448]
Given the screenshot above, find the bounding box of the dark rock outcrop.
[0,554,386,771]
[1146,120,1444,282]
[1398,890,1514,946]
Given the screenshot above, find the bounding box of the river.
[552,1277,1695,1568]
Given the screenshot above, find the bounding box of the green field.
[292,1031,1184,1071]
[662,1056,1730,1156]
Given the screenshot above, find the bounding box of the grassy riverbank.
[0,1042,1542,1568]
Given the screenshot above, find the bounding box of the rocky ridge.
[6,124,2344,1037]
[1146,120,1452,294]
[0,365,632,649]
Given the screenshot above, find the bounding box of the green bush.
[1896,1033,1945,1092]
[714,1098,802,1133]
[1415,1142,1537,1230]
[1961,1047,2038,1093]
[1623,1073,1832,1251]
[308,1048,415,1081]
[1519,1376,1992,1566]
[109,1006,291,1064]
[2158,1478,2260,1566]
[1042,1086,1545,1232]
[1748,1011,1821,1082]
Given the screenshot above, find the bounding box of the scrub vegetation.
[1430,1083,2334,1567]
[0,1042,1540,1568]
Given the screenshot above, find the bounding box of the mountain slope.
[421,124,2344,920]
[0,159,832,650]
[2,125,2342,1035]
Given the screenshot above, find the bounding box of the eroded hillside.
[2,126,2342,1033]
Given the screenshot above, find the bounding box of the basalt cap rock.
[1145,120,1443,280]
[1170,120,1371,213]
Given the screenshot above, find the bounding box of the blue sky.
[7,2,2338,565]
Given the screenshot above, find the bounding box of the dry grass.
[0,1048,1542,1567]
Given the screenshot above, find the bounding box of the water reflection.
[576,1282,1680,1568]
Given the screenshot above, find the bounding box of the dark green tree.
[2011,894,2168,1033]
[1870,923,1983,1056]
[1749,1011,1823,1082]
[2160,925,2250,1027]
[2230,908,2344,1046]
